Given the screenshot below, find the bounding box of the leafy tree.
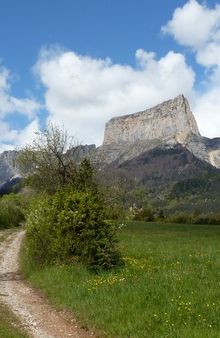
[76,158,97,192]
[18,123,78,193]
[18,123,122,271]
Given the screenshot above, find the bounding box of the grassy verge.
[0,303,28,338]
[21,222,220,337]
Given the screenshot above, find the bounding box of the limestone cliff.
[103,95,200,145]
[99,95,220,168]
[0,151,20,185]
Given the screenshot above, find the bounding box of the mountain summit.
[94,95,220,168]
[103,95,200,146]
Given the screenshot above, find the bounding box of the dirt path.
[0,230,95,338]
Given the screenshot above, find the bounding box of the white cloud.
[196,42,220,67]
[0,143,14,154]
[35,47,195,145]
[0,119,40,152]
[0,66,40,118]
[162,0,220,70]
[163,0,220,138]
[0,65,40,151]
[193,89,220,138]
[162,0,220,50]
[15,119,40,148]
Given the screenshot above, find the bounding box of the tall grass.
[21,222,220,337]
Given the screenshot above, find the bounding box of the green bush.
[25,190,122,271]
[135,207,155,221]
[165,212,192,224]
[164,212,220,225]
[127,205,155,221]
[192,213,220,225]
[0,194,25,229]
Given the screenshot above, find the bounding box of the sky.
[0,0,220,151]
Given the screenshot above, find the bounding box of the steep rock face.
[103,95,200,145]
[98,95,220,169]
[0,151,20,185]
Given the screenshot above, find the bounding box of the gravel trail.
[0,230,94,338]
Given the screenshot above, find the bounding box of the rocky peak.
[103,95,200,146]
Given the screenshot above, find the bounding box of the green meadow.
[21,222,220,337]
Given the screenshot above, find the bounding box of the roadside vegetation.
[0,303,28,338]
[21,221,220,337]
[18,124,121,271]
[0,194,26,230]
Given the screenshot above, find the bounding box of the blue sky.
[0,0,220,150]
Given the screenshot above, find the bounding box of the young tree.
[18,123,78,193]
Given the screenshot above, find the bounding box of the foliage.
[170,177,209,198]
[127,204,155,221]
[75,158,97,193]
[165,212,220,225]
[17,123,78,193]
[24,189,122,271]
[0,194,25,229]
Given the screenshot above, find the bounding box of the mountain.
[94,95,220,168]
[90,95,220,213]
[0,95,219,210]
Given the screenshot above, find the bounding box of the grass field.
[21,222,220,337]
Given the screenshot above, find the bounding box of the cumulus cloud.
[163,0,220,138]
[0,66,40,118]
[162,0,220,51]
[0,65,40,151]
[162,0,220,70]
[193,88,220,137]
[35,47,195,145]
[0,119,40,153]
[196,42,220,67]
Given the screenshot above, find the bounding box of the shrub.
[25,190,122,271]
[127,205,155,221]
[0,194,25,229]
[165,212,192,224]
[164,212,220,225]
